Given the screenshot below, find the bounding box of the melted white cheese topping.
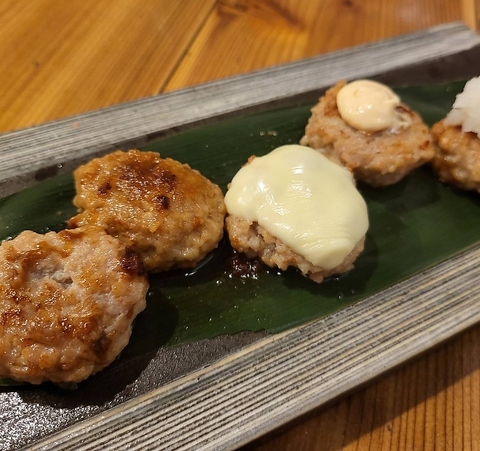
[337,79,408,132]
[224,145,369,270]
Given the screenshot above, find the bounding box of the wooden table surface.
[2,1,480,450]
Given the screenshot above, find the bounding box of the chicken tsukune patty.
[0,226,148,385]
[226,216,366,283]
[68,149,226,273]
[300,80,434,187]
[224,145,369,283]
[430,77,480,193]
[430,120,480,192]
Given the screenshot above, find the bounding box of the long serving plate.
[2,22,480,450]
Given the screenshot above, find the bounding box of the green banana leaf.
[0,79,477,386]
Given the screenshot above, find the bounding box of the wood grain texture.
[164,0,464,91]
[0,0,466,132]
[462,0,479,29]
[0,0,215,132]
[243,327,480,451]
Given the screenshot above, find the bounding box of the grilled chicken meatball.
[300,80,434,187]
[224,145,369,283]
[0,227,148,385]
[226,216,366,283]
[68,149,226,273]
[430,77,480,192]
[431,120,480,192]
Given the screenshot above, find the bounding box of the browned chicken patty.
[68,149,226,273]
[300,81,434,187]
[0,227,148,385]
[225,215,365,283]
[430,119,480,192]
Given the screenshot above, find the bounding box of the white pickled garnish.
[445,76,480,137]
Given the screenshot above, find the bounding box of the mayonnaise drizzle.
[224,145,369,270]
[337,79,409,132]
